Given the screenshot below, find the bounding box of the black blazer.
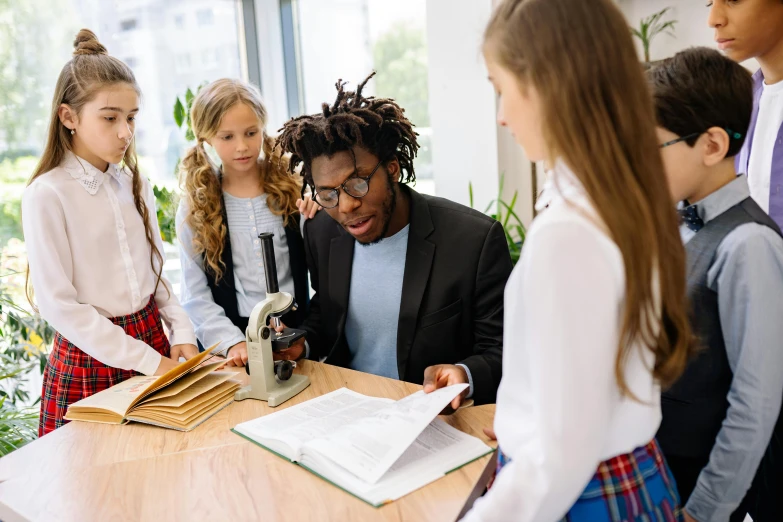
[301,186,512,404]
[204,197,310,335]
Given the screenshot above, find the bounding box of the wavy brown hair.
[26,29,166,308]
[484,0,695,394]
[179,79,300,282]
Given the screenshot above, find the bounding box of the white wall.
[618,0,759,70]
[425,0,500,213]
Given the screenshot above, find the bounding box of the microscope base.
[233,374,310,407]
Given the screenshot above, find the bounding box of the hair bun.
[73,29,108,56]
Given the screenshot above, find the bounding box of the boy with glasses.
[273,73,511,408]
[650,47,783,522]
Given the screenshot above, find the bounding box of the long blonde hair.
[179,78,300,282]
[26,29,166,307]
[484,0,695,393]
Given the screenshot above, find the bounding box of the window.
[291,0,435,194]
[202,48,219,68]
[0,0,245,303]
[197,8,214,26]
[175,53,192,74]
[120,19,138,32]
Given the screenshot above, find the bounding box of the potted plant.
[631,7,677,65]
[469,175,526,266]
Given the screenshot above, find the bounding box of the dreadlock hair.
[276,72,420,197]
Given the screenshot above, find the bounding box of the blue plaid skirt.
[495,439,682,521]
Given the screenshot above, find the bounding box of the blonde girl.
[177,78,315,366]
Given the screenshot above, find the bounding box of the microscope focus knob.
[275,360,294,381]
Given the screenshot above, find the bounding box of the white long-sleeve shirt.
[21,151,196,376]
[464,163,662,522]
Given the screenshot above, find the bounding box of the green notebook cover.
[231,428,496,508]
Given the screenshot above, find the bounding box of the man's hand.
[423,364,470,412]
[297,194,320,220]
[226,341,248,367]
[483,427,497,441]
[169,343,199,362]
[683,511,698,522]
[272,322,306,361]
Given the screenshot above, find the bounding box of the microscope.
[234,233,310,406]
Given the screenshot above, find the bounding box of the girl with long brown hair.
[176,79,316,366]
[22,29,198,436]
[463,0,694,520]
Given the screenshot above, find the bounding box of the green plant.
[158,84,208,245]
[153,185,180,244]
[0,273,51,405]
[469,176,526,265]
[173,84,207,141]
[0,386,38,456]
[631,7,677,63]
[0,271,53,454]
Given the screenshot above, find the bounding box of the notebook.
[232,384,494,506]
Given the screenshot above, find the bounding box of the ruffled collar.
[61,151,125,195]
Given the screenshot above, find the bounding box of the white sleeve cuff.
[169,328,198,348]
[136,348,163,376]
[456,363,474,398]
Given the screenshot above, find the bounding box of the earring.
[70,129,75,135]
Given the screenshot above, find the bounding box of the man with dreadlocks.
[274,73,511,407]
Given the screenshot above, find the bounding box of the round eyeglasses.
[313,157,386,209]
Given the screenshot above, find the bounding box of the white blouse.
[22,152,196,376]
[464,162,662,522]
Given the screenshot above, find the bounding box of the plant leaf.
[173,98,186,128]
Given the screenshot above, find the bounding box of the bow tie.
[678,204,704,232]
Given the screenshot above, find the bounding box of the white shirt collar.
[61,150,125,195]
[535,159,585,212]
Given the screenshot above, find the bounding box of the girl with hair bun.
[23,29,198,436]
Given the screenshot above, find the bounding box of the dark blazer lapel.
[219,195,237,291]
[396,187,435,379]
[328,232,355,343]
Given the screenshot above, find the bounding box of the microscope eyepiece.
[258,233,279,294]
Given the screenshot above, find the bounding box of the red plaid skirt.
[38,296,170,436]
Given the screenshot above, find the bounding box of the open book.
[232,384,494,507]
[64,345,240,431]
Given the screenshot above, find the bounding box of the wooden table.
[0,361,496,522]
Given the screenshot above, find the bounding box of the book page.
[304,383,469,484]
[299,418,492,506]
[136,364,231,407]
[135,376,237,412]
[65,375,159,417]
[128,343,222,409]
[233,388,393,460]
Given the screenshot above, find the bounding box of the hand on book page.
[423,364,471,411]
[306,383,469,484]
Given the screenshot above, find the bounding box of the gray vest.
[658,197,782,461]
